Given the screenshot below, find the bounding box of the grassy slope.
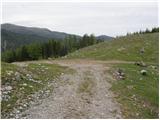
[67,33,158,63]
[110,63,159,118]
[1,62,73,118]
[66,33,159,118]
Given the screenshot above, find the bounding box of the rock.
[140,47,145,54]
[117,47,125,52]
[141,61,146,67]
[127,85,133,90]
[26,74,32,78]
[7,70,13,76]
[5,86,13,91]
[115,68,125,80]
[15,72,21,80]
[29,85,33,88]
[140,70,147,75]
[23,83,27,86]
[134,61,146,67]
[23,104,27,107]
[150,65,157,69]
[7,104,11,107]
[19,106,23,110]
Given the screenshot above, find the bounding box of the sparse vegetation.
[77,72,95,95]
[1,62,72,118]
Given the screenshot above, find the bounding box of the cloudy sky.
[2,1,159,37]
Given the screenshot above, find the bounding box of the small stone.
[15,72,21,80]
[7,70,13,75]
[19,106,23,110]
[23,104,27,107]
[16,110,20,113]
[23,83,27,86]
[127,85,133,90]
[140,70,147,75]
[7,104,11,107]
[5,86,12,91]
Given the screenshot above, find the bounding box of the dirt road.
[16,59,123,118]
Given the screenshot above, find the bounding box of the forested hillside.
[1,23,113,52]
[2,34,102,62]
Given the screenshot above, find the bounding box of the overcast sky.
[2,1,159,37]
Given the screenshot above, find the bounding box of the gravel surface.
[17,60,123,119]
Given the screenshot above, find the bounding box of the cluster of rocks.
[134,61,148,76]
[5,86,53,119]
[7,70,14,76]
[114,68,125,80]
[1,85,13,101]
[26,74,41,84]
[2,63,59,118]
[37,64,49,73]
[134,61,146,67]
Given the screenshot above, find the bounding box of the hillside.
[1,23,113,52]
[1,23,80,52]
[64,32,159,118]
[1,32,159,119]
[66,33,159,63]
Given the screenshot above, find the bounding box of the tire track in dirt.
[15,60,123,118]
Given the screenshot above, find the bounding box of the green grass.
[1,62,71,118]
[110,63,159,118]
[66,32,159,118]
[66,33,158,63]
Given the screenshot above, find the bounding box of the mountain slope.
[1,23,76,39]
[96,35,113,41]
[1,23,81,51]
[1,23,113,52]
[66,33,159,63]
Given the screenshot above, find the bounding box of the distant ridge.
[1,23,113,51]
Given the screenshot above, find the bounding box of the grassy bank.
[110,63,159,118]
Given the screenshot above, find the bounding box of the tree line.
[2,34,103,63]
[127,27,159,35]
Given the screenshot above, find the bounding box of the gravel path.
[19,60,123,118]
